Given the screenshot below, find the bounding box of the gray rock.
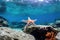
[56,32,60,40]
[0,27,35,40]
[0,35,13,40]
[24,25,53,33]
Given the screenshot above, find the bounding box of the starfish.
[22,17,37,25]
[22,17,37,31]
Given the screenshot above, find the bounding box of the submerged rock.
[23,24,58,40]
[50,20,60,31]
[0,35,13,40]
[0,16,9,27]
[0,27,35,40]
[56,32,60,40]
[23,24,53,33]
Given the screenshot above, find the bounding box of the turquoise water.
[12,28,23,32]
[0,0,60,25]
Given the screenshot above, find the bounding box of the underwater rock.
[0,16,8,27]
[55,20,60,27]
[0,35,13,40]
[23,24,58,40]
[23,24,53,33]
[56,32,60,40]
[0,27,35,40]
[54,20,60,27]
[50,20,60,31]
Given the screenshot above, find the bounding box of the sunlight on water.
[12,28,23,32]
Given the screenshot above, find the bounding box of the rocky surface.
[24,25,53,33]
[56,32,60,40]
[23,24,59,40]
[0,27,35,40]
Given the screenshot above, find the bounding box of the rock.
[23,23,58,40]
[23,25,53,33]
[0,27,35,40]
[0,16,8,27]
[56,32,60,40]
[0,35,13,40]
[50,20,60,31]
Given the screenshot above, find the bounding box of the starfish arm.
[28,17,31,20]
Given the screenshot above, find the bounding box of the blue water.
[0,1,60,25]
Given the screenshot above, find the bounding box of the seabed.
[0,16,59,40]
[0,0,60,40]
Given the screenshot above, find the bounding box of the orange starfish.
[22,17,37,25]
